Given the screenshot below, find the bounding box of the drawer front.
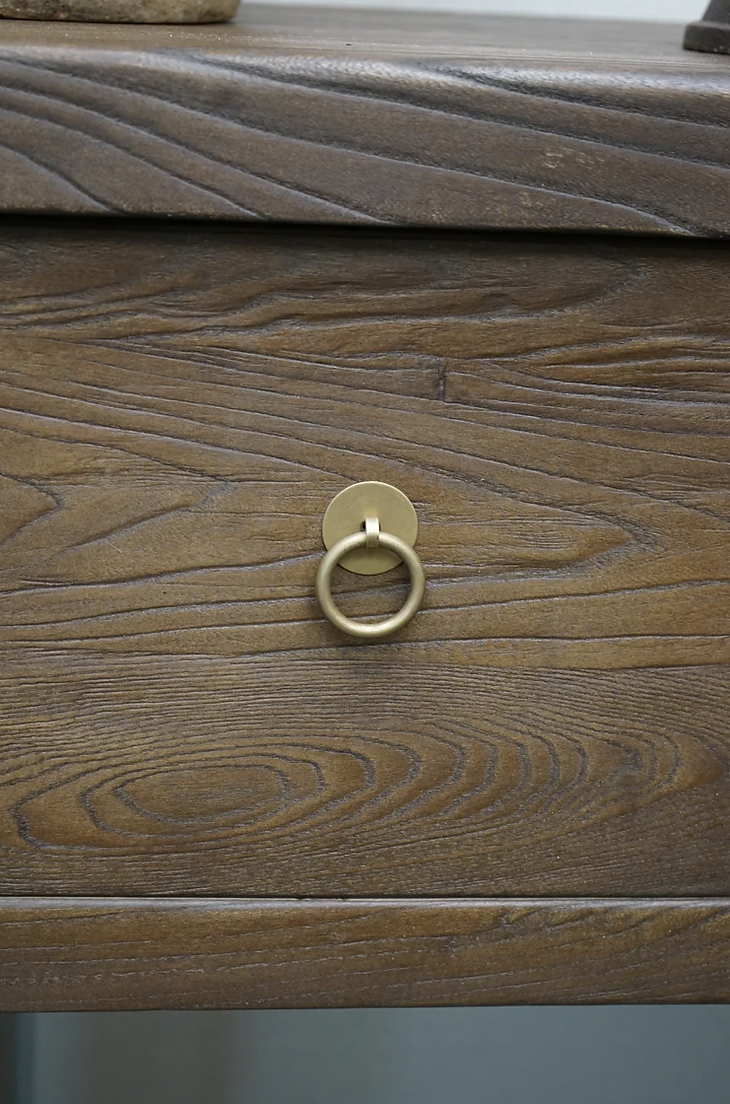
[1,222,729,898]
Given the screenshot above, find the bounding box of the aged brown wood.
[0,7,729,233]
[1,220,728,899]
[1,897,728,1011]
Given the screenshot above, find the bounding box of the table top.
[1,5,729,233]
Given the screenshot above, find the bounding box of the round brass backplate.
[322,482,419,575]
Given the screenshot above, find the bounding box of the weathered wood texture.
[0,7,729,233]
[1,222,728,898]
[1,898,728,1010]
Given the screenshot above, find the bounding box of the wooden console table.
[0,5,728,1010]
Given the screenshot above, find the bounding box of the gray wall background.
[6,1007,730,1103]
[256,0,699,20]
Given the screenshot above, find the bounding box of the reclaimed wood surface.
[1,7,730,233]
[1,897,728,1010]
[0,221,728,899]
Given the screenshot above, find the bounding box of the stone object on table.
[0,0,240,21]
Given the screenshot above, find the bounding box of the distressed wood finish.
[2,651,730,897]
[1,897,729,1011]
[1,221,729,898]
[0,7,730,233]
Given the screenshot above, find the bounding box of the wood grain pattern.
[2,651,730,897]
[0,7,729,232]
[1,897,728,1010]
[0,221,728,898]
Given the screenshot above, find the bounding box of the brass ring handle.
[316,528,425,641]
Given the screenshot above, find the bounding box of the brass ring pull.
[316,525,425,641]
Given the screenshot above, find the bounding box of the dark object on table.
[684,0,730,53]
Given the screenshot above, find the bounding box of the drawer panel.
[0,222,729,896]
